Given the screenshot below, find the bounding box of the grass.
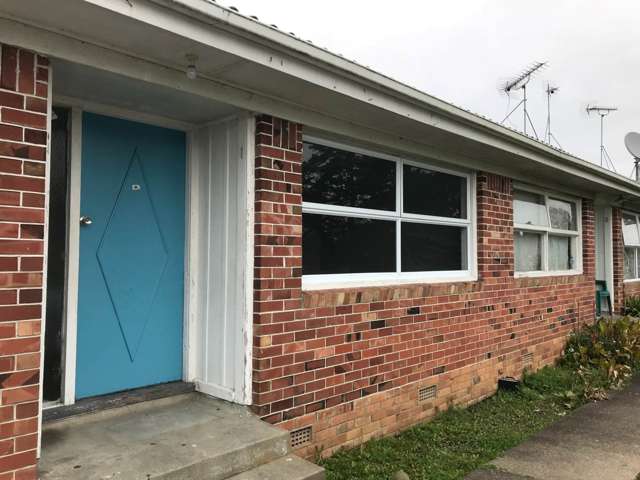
[320,365,595,480]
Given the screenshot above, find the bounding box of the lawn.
[321,365,590,480]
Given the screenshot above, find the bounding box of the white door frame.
[595,205,615,309]
[51,95,198,406]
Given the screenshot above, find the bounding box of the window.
[622,212,640,280]
[302,139,474,286]
[513,188,581,274]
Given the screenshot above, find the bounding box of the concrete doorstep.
[39,393,324,480]
[466,377,640,480]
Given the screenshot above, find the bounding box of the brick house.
[0,1,639,478]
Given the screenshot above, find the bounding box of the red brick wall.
[252,116,597,458]
[0,44,48,480]
[253,114,304,418]
[612,208,626,313]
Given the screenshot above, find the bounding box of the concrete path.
[466,377,640,480]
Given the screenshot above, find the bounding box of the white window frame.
[301,136,477,290]
[621,210,640,282]
[513,184,582,278]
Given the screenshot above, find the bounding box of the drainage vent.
[290,426,312,448]
[418,385,437,402]
[523,352,534,366]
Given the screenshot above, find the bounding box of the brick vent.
[522,352,534,367]
[417,385,437,402]
[290,426,312,448]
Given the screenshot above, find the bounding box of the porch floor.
[40,393,324,480]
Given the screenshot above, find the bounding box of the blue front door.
[76,113,186,399]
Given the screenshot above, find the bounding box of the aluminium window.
[513,188,581,274]
[301,138,475,287]
[622,212,640,280]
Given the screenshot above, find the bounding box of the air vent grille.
[418,385,437,402]
[523,352,534,366]
[290,426,312,448]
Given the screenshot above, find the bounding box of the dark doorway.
[44,107,70,402]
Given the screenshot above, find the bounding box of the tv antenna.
[500,61,547,139]
[544,84,561,148]
[624,132,640,181]
[586,105,617,171]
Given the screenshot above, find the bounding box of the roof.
[166,0,640,198]
[2,0,639,201]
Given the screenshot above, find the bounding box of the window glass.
[548,235,573,271]
[514,190,548,227]
[403,164,467,218]
[302,142,396,211]
[622,214,640,246]
[301,140,473,281]
[624,247,636,280]
[548,198,577,231]
[302,213,396,275]
[514,231,542,272]
[401,222,466,272]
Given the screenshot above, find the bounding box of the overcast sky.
[227,0,640,176]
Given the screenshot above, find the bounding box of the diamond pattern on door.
[96,149,168,361]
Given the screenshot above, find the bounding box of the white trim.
[303,272,478,291]
[605,206,615,307]
[61,107,82,405]
[37,63,54,459]
[300,136,476,290]
[514,270,583,279]
[183,130,195,381]
[240,113,255,405]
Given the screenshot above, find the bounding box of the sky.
[225,0,640,176]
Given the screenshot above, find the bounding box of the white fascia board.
[76,0,640,199]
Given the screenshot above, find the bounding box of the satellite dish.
[625,132,640,158]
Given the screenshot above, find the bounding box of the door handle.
[80,215,93,226]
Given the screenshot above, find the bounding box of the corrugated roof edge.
[164,0,640,195]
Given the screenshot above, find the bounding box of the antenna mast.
[544,84,561,148]
[586,105,618,171]
[501,61,547,139]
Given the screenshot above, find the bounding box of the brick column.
[476,173,513,282]
[611,207,625,313]
[581,199,596,281]
[0,44,49,480]
[252,115,304,424]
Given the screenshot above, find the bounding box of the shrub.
[563,316,640,398]
[624,296,640,317]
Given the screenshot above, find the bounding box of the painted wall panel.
[189,116,253,404]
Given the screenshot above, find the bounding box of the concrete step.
[40,393,291,480]
[228,455,325,480]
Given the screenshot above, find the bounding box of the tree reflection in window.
[303,142,396,211]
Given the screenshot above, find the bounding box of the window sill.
[514,269,583,279]
[302,271,478,291]
[623,278,640,284]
